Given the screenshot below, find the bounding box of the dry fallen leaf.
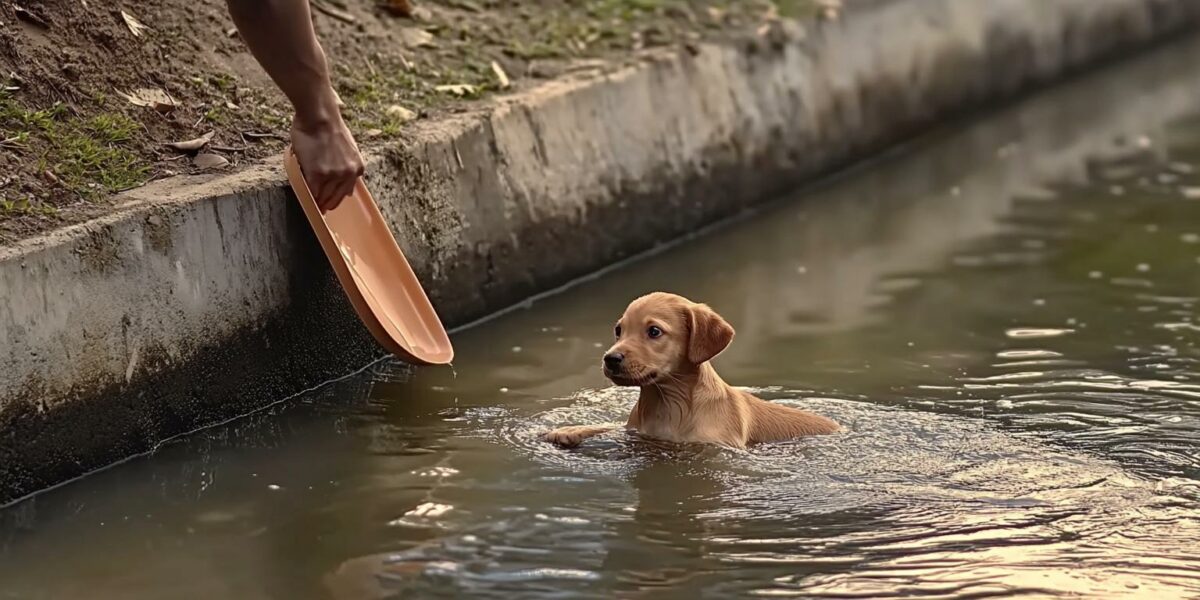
[1181,187,1200,200]
[491,61,510,90]
[120,88,177,113]
[13,5,50,29]
[435,84,477,97]
[385,104,417,123]
[164,131,214,153]
[817,0,842,21]
[382,0,414,17]
[193,153,229,170]
[410,5,432,21]
[311,0,356,23]
[241,131,281,141]
[121,9,150,37]
[446,0,481,12]
[399,27,435,49]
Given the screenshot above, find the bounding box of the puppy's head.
[602,292,735,386]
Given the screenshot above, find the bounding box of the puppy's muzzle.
[603,352,624,373]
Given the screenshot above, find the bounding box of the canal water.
[4,36,1200,600]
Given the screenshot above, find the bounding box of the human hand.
[290,112,364,212]
[226,0,366,211]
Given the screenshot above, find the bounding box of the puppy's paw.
[541,426,594,448]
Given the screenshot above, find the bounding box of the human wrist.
[292,88,343,131]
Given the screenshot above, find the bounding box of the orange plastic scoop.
[284,148,454,365]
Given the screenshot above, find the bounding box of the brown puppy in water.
[543,292,839,448]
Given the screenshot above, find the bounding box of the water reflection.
[320,392,1200,598]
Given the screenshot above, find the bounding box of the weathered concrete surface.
[2,0,1199,502]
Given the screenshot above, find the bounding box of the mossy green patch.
[1,86,148,205]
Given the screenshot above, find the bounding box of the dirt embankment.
[0,0,816,243]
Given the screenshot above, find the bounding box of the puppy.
[543,292,839,448]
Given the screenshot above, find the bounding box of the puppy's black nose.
[604,353,624,371]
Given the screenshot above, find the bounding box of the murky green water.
[7,38,1200,600]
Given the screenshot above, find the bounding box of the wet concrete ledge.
[2,0,1199,503]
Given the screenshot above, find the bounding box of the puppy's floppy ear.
[686,303,735,364]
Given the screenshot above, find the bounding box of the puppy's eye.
[647,326,663,339]
[614,325,622,338]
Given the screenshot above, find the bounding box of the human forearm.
[226,0,364,210]
[226,0,339,125]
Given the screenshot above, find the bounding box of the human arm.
[226,0,364,210]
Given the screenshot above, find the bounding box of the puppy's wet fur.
[543,292,840,448]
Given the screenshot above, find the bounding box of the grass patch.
[587,0,666,21]
[1,85,148,204]
[769,0,821,18]
[336,55,499,138]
